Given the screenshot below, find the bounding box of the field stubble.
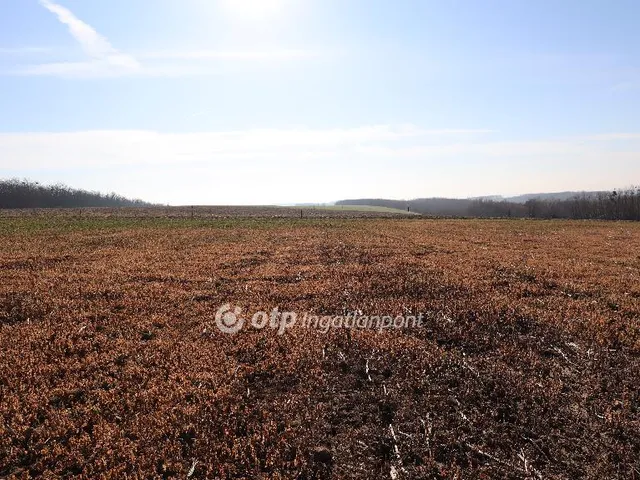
[0,216,639,479]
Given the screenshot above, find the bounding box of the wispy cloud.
[1,126,637,170]
[40,0,118,59]
[0,46,54,55]
[0,125,494,169]
[16,59,141,79]
[5,1,316,78]
[577,133,640,141]
[19,0,141,77]
[136,49,315,61]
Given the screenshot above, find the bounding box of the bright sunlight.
[218,0,288,21]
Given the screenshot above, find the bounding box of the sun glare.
[219,0,287,21]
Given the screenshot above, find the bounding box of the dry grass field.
[1,212,639,479]
[0,205,414,220]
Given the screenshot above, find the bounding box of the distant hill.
[336,188,640,220]
[294,204,416,215]
[471,191,604,203]
[0,178,154,209]
[337,197,501,217]
[504,191,604,203]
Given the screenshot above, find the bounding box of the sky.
[0,0,639,205]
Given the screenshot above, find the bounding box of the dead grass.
[0,217,639,479]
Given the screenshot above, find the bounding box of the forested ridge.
[0,179,153,209]
[338,188,640,220]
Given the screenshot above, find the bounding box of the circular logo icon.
[215,304,244,334]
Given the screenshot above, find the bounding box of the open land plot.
[0,216,639,479]
[292,205,418,215]
[0,205,416,220]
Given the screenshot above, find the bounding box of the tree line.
[0,178,154,209]
[337,188,640,220]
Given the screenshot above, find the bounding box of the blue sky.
[1,0,639,204]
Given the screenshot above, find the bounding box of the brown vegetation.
[0,205,412,219]
[0,216,639,479]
